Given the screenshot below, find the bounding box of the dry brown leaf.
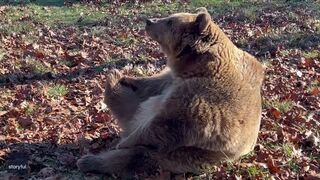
[266,156,281,174]
[269,108,281,119]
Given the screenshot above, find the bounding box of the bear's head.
[145,8,212,62]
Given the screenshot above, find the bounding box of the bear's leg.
[77,147,158,176]
[156,151,204,174]
[123,67,173,102]
[104,69,141,132]
[156,147,230,174]
[104,69,173,134]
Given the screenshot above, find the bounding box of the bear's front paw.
[105,69,123,91]
[77,154,104,173]
[118,77,138,91]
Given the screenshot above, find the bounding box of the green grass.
[261,59,272,68]
[309,153,320,162]
[190,0,247,8]
[316,22,320,33]
[279,49,290,57]
[46,84,69,98]
[276,101,293,113]
[27,59,51,74]
[1,0,65,6]
[225,162,235,174]
[1,0,319,35]
[32,0,64,6]
[303,50,319,59]
[0,49,5,61]
[247,166,261,179]
[0,20,34,34]
[114,1,188,18]
[25,105,39,115]
[115,0,259,21]
[21,34,40,44]
[253,32,320,52]
[288,11,300,22]
[287,159,300,172]
[239,151,254,161]
[288,33,320,49]
[137,0,260,21]
[283,143,295,158]
[60,60,77,68]
[264,99,293,113]
[16,124,26,131]
[114,37,137,46]
[310,80,320,88]
[90,27,108,37]
[264,141,279,150]
[0,4,108,33]
[307,80,320,94]
[132,66,149,76]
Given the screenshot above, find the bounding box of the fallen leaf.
[38,167,55,178]
[18,117,33,128]
[93,112,111,123]
[0,111,8,116]
[310,88,319,96]
[269,108,281,119]
[266,155,281,174]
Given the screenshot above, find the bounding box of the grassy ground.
[0,0,319,179]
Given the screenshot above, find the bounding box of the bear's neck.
[208,22,234,46]
[169,23,241,83]
[169,49,240,85]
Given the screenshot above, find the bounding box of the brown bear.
[77,7,265,176]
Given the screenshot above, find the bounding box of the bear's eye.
[167,20,173,26]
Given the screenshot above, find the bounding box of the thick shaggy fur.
[77,7,264,176]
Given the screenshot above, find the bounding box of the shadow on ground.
[0,138,116,179]
[0,58,166,87]
[236,32,320,57]
[0,0,65,7]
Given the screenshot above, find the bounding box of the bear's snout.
[146,18,158,26]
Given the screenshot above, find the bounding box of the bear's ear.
[194,12,211,34]
[196,7,208,14]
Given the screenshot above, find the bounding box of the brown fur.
[77,7,264,176]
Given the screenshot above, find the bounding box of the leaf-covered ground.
[0,0,319,179]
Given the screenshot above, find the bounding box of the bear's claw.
[77,154,104,173]
[105,69,123,92]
